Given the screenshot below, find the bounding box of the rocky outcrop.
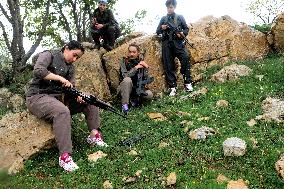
[102,16,270,96]
[0,111,54,174]
[188,15,269,81]
[0,88,24,113]
[189,15,270,63]
[75,50,111,100]
[116,32,146,46]
[271,12,284,53]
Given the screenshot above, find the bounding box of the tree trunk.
[69,0,82,42]
[56,1,73,41]
[0,0,51,73]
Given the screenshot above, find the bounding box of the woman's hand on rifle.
[59,77,73,88]
[176,31,185,39]
[138,61,149,68]
[77,96,85,103]
[161,24,169,30]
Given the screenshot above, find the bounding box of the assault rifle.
[64,87,127,118]
[136,68,154,97]
[166,22,195,49]
[134,51,154,97]
[119,134,146,147]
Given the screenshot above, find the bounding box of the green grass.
[1,54,284,189]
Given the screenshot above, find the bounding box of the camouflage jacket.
[119,57,150,85]
[92,8,119,28]
[156,13,189,41]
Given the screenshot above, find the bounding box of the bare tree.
[22,0,143,48]
[0,0,51,72]
[245,0,284,24]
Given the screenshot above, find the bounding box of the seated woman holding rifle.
[26,40,108,172]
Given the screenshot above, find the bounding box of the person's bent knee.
[122,77,133,85]
[181,54,189,62]
[143,90,153,100]
[55,105,70,117]
[87,104,99,114]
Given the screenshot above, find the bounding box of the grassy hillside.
[1,54,284,189]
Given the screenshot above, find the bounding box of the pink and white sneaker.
[86,131,108,147]
[59,152,79,172]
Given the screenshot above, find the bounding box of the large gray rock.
[188,126,216,140]
[223,137,246,156]
[211,64,252,83]
[0,111,54,174]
